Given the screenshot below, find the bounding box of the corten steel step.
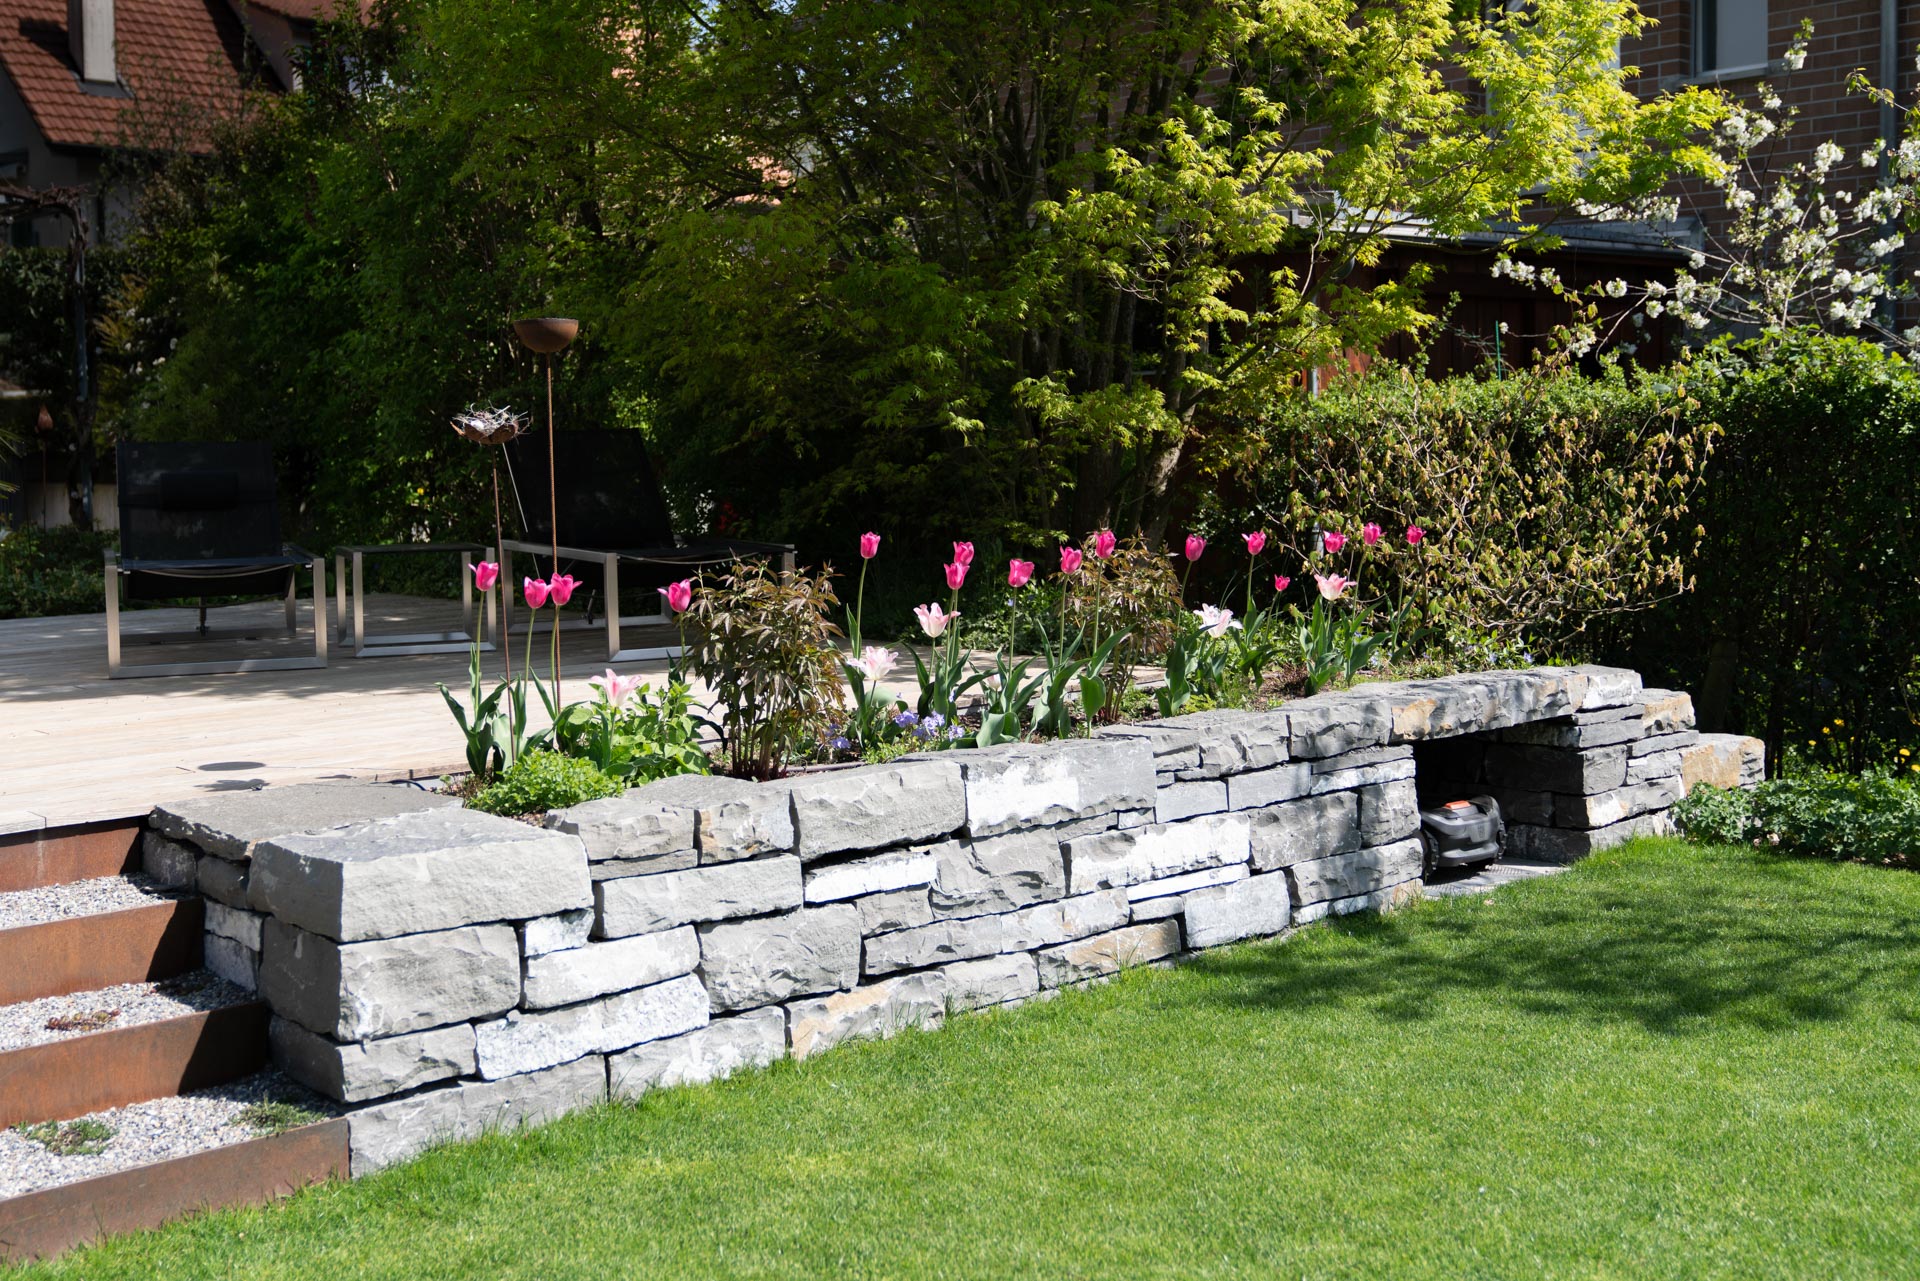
[0,819,143,894]
[0,1002,271,1129]
[0,899,204,1006]
[0,1118,350,1263]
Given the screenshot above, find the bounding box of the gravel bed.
[0,1070,341,1200]
[0,970,253,1054]
[0,874,182,931]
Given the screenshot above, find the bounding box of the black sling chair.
[105,441,326,678]
[499,429,794,662]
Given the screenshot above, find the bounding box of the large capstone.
[956,739,1155,837]
[150,781,456,862]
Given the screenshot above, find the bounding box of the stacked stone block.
[140,665,1751,1179]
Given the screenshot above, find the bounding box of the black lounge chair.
[499,429,794,661]
[105,441,327,678]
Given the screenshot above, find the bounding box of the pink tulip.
[471,561,500,593]
[588,668,646,707]
[1407,524,1426,546]
[523,577,549,609]
[1184,535,1206,562]
[1243,531,1266,556]
[1314,572,1353,601]
[1361,523,1383,548]
[944,561,968,591]
[952,541,975,568]
[914,603,959,638]
[1273,574,1291,593]
[860,531,882,559]
[851,645,899,681]
[659,579,693,613]
[1059,547,1084,575]
[547,573,580,607]
[1093,529,1117,559]
[1322,531,1348,555]
[1008,559,1035,588]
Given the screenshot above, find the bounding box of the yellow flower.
[1822,727,1831,735]
[1833,718,1845,727]
[1901,748,1913,758]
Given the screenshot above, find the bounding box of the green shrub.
[1748,772,1920,869]
[468,750,622,817]
[0,525,116,619]
[1673,783,1753,846]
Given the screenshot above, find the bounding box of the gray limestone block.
[141,832,199,889]
[1508,810,1675,864]
[929,831,1066,919]
[999,889,1131,952]
[1356,779,1420,846]
[346,1054,607,1177]
[594,856,802,939]
[621,773,795,863]
[1129,895,1190,923]
[1282,693,1393,759]
[259,918,520,1042]
[1498,712,1647,751]
[544,794,696,873]
[1035,920,1181,988]
[271,1015,475,1104]
[1125,863,1248,903]
[521,909,592,958]
[151,782,456,862]
[248,808,591,943]
[609,1008,787,1099]
[1183,872,1293,949]
[1155,779,1228,824]
[1482,742,1629,795]
[1062,812,1252,894]
[1293,881,1420,926]
[958,739,1156,837]
[1482,787,1556,827]
[1641,689,1697,735]
[1151,709,1289,778]
[1248,792,1361,871]
[522,926,701,1009]
[1625,750,1684,787]
[1681,734,1767,792]
[1553,777,1684,830]
[1093,722,1204,774]
[787,971,946,1061]
[196,855,250,908]
[1373,676,1495,743]
[204,900,263,951]
[1570,665,1644,710]
[1287,839,1422,907]
[862,913,1006,976]
[938,953,1040,1012]
[786,760,966,861]
[804,848,939,905]
[590,856,697,882]
[1632,729,1701,758]
[697,905,861,1012]
[203,934,258,992]
[474,974,709,1079]
[1225,763,1313,811]
[852,887,933,936]
[1307,746,1417,796]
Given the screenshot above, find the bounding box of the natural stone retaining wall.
[141,666,1763,1177]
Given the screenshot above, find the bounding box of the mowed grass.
[17,838,1920,1280]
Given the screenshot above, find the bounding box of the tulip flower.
[951,541,975,567]
[1322,531,1347,554]
[860,531,882,559]
[1361,523,1382,548]
[851,645,899,681]
[1407,524,1426,546]
[547,573,580,607]
[914,603,959,637]
[1093,529,1117,559]
[1314,572,1353,601]
[944,561,968,591]
[1008,559,1035,588]
[1194,604,1242,638]
[1273,574,1291,593]
[1184,535,1206,561]
[1243,531,1266,556]
[659,579,693,613]
[523,577,550,609]
[471,561,500,593]
[587,668,646,707]
[1059,547,1084,575]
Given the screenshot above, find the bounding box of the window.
[1696,0,1768,75]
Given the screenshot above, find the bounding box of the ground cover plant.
[20,837,1920,1279]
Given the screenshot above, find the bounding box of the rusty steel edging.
[0,1118,350,1264]
[0,899,204,1007]
[0,1002,271,1129]
[0,819,142,894]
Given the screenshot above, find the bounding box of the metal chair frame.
[333,542,497,658]
[104,549,328,679]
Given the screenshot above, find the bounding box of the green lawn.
[19,838,1920,1280]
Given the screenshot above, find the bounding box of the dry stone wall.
[142,666,1763,1177]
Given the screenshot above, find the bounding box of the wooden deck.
[0,595,684,830]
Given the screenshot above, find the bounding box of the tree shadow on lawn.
[1190,845,1920,1039]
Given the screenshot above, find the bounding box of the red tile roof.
[0,0,262,151]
